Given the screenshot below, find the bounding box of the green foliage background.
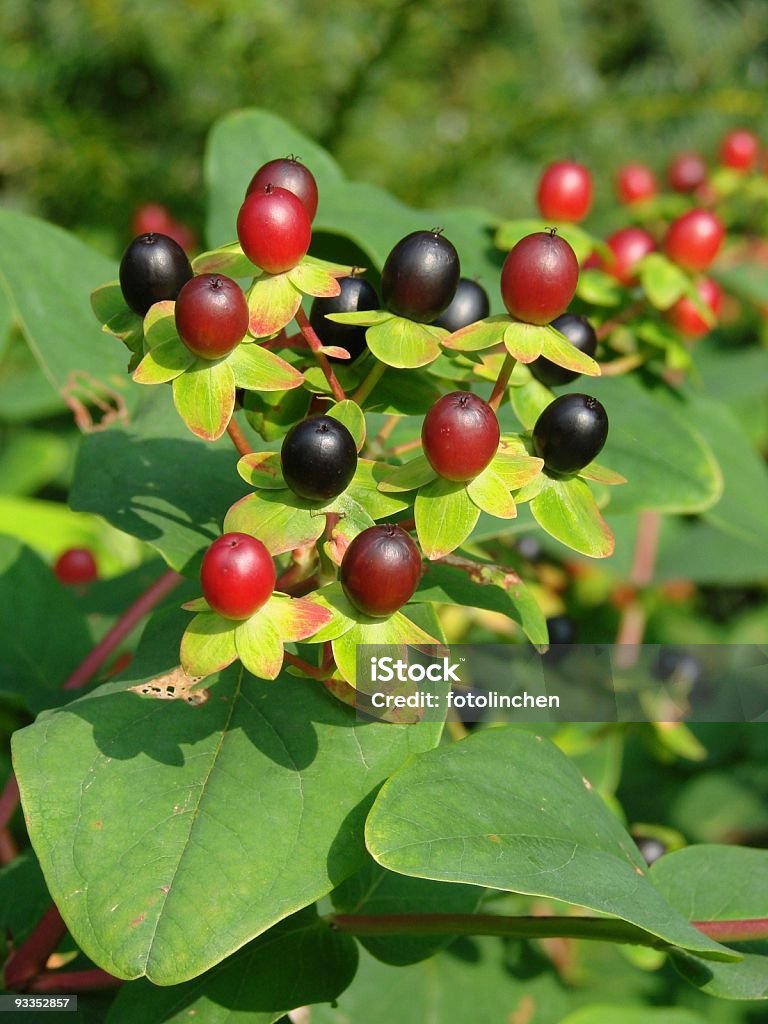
[2,0,768,253]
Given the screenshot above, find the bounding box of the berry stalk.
[295,308,347,403]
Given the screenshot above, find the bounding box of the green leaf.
[143,301,180,349]
[576,269,623,307]
[332,855,483,966]
[237,452,285,489]
[223,491,325,554]
[365,729,736,961]
[579,461,627,486]
[332,610,443,688]
[414,559,547,645]
[442,315,509,352]
[363,367,443,416]
[0,536,93,712]
[415,478,480,560]
[366,317,443,369]
[13,667,442,983]
[376,455,437,493]
[639,253,689,309]
[247,273,301,336]
[264,594,333,642]
[300,583,360,643]
[489,446,544,490]
[652,845,768,1000]
[107,906,358,1024]
[172,359,236,441]
[561,1008,705,1024]
[503,321,552,362]
[192,241,256,278]
[226,342,303,392]
[325,310,394,326]
[466,467,517,518]
[234,608,285,679]
[180,611,238,676]
[540,324,601,376]
[531,475,615,558]
[509,375,555,430]
[288,259,346,297]
[345,460,411,521]
[90,280,129,325]
[133,337,195,384]
[328,398,366,450]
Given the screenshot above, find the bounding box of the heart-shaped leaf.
[172,359,236,441]
[530,475,615,558]
[247,274,302,336]
[227,342,303,392]
[415,478,480,560]
[366,318,444,369]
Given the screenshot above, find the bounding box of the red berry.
[421,392,499,482]
[501,231,579,325]
[201,533,275,620]
[665,278,723,338]
[719,129,759,171]
[54,548,98,585]
[601,227,655,285]
[536,161,593,222]
[341,525,422,618]
[132,203,174,236]
[667,152,707,193]
[615,163,658,205]
[236,186,311,274]
[246,157,319,221]
[664,209,725,273]
[174,274,249,360]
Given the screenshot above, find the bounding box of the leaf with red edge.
[224,492,326,554]
[227,343,304,392]
[442,315,509,353]
[172,359,236,441]
[143,302,179,348]
[265,594,333,642]
[503,322,550,363]
[180,612,238,676]
[237,452,286,489]
[247,274,302,336]
[287,260,344,298]
[192,242,256,278]
[579,462,627,486]
[530,475,615,558]
[133,338,195,384]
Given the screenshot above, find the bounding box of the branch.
[614,510,662,668]
[4,904,67,989]
[351,360,387,405]
[226,418,253,457]
[27,968,123,993]
[488,354,516,411]
[295,308,347,403]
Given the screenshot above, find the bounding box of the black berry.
[381,230,460,323]
[281,415,358,502]
[309,275,379,362]
[119,233,193,316]
[433,278,490,332]
[529,314,598,387]
[533,394,608,474]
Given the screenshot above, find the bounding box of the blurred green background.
[2,0,767,256]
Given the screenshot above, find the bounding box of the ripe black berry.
[529,314,598,387]
[433,278,490,332]
[341,524,422,617]
[532,394,608,474]
[381,230,460,323]
[281,415,358,502]
[421,392,500,482]
[309,275,379,362]
[119,233,193,316]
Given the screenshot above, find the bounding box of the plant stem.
[283,652,333,681]
[27,969,122,993]
[4,904,67,989]
[693,918,768,943]
[614,510,662,668]
[295,307,347,403]
[488,354,516,411]
[226,418,253,457]
[62,569,183,691]
[351,360,387,405]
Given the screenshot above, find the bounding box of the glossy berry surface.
[236,186,311,274]
[501,231,579,325]
[536,161,593,222]
[664,209,725,272]
[281,415,358,502]
[667,152,707,193]
[529,313,597,387]
[341,524,422,617]
[421,392,500,482]
[309,275,379,362]
[533,393,609,474]
[665,278,723,338]
[119,233,193,316]
[601,227,655,285]
[201,533,275,620]
[432,278,490,332]
[719,129,759,171]
[246,157,319,221]
[174,274,249,359]
[615,163,658,205]
[380,230,460,323]
[54,548,98,585]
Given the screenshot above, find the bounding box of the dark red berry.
[667,152,707,193]
[119,233,193,316]
[341,524,422,617]
[665,277,723,338]
[380,230,460,323]
[201,533,275,620]
[281,415,358,502]
[54,548,98,585]
[664,209,725,273]
[615,163,658,205]
[529,313,597,387]
[309,275,379,362]
[246,157,319,221]
[719,129,759,172]
[174,274,249,360]
[237,186,311,274]
[532,393,609,474]
[536,161,593,222]
[421,392,499,482]
[500,231,579,325]
[601,227,655,285]
[432,278,490,332]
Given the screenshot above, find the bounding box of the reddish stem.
[295,308,347,403]
[488,354,516,412]
[693,918,768,943]
[0,775,19,830]
[614,510,662,668]
[62,569,183,690]
[283,652,333,681]
[390,437,422,458]
[27,969,123,993]
[0,828,19,865]
[4,904,67,989]
[226,418,253,457]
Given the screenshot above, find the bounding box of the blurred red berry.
[615,163,658,205]
[54,548,99,585]
[664,209,725,272]
[536,161,593,222]
[667,152,708,193]
[665,278,723,338]
[719,129,760,171]
[601,227,656,285]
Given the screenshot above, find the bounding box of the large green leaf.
[560,1008,705,1024]
[13,666,444,985]
[106,906,358,1023]
[69,390,251,574]
[365,729,736,961]
[651,845,768,1000]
